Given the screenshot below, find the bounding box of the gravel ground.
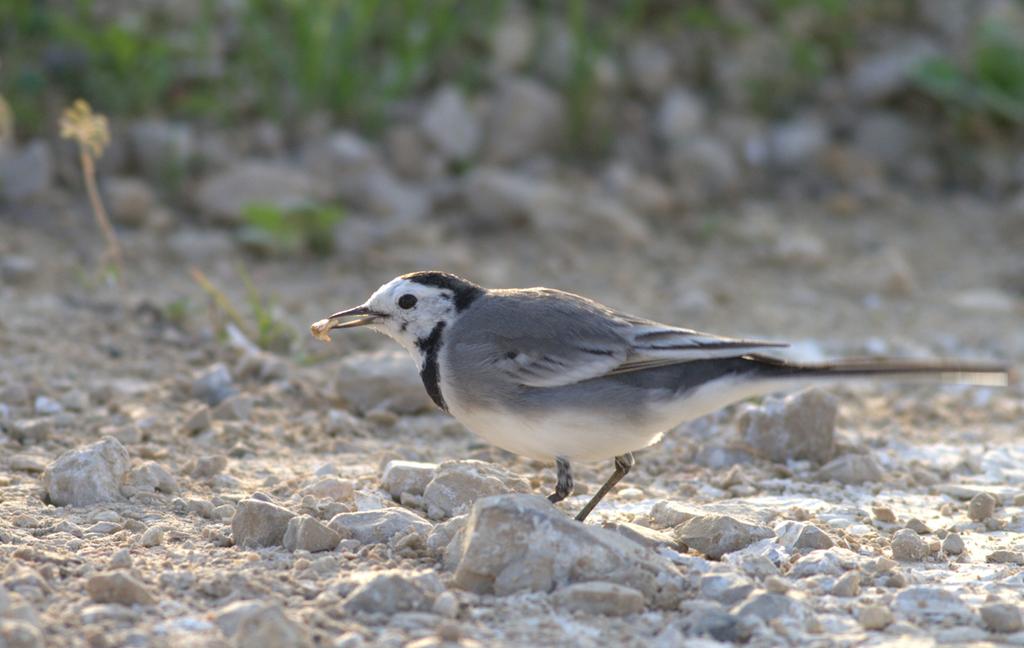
[1,197,1023,648]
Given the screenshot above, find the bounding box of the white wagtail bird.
[312,271,1010,522]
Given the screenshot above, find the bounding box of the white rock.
[231,499,296,547]
[432,590,459,618]
[381,460,438,498]
[213,600,264,637]
[831,570,861,597]
[657,87,705,143]
[334,350,433,415]
[767,115,829,166]
[86,571,156,606]
[893,586,973,625]
[968,492,997,521]
[816,454,884,485]
[699,572,755,606]
[328,508,432,545]
[732,590,805,622]
[739,389,837,465]
[33,396,62,415]
[788,548,862,578]
[462,168,649,243]
[420,86,480,161]
[196,161,316,224]
[890,528,927,561]
[483,77,564,164]
[449,494,681,601]
[190,363,236,406]
[423,460,531,518]
[775,521,835,552]
[104,176,155,226]
[665,136,741,206]
[283,515,342,553]
[858,604,892,630]
[43,437,130,507]
[141,526,165,547]
[980,602,1023,633]
[673,513,774,560]
[848,38,940,102]
[124,461,178,495]
[0,620,44,648]
[626,39,674,96]
[649,501,702,529]
[491,6,534,72]
[553,582,645,616]
[131,120,193,180]
[342,572,439,614]
[0,140,53,202]
[233,604,312,648]
[300,477,354,502]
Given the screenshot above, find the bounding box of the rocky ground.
[1,196,1023,648]
[3,1,1024,646]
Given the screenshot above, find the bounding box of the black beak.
[324,305,382,329]
[310,305,383,342]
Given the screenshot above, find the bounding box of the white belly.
[443,374,800,464]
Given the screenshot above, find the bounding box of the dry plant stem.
[189,266,258,340]
[79,149,122,269]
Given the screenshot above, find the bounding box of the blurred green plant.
[190,265,295,353]
[913,21,1024,124]
[240,202,345,257]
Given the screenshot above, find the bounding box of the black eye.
[398,294,418,309]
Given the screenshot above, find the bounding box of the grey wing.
[452,289,787,388]
[614,318,788,374]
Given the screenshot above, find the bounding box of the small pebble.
[986,550,1024,564]
[859,604,893,630]
[433,591,459,619]
[108,548,132,569]
[968,492,997,522]
[980,602,1023,633]
[905,518,930,534]
[141,526,165,547]
[942,533,964,555]
[764,575,789,593]
[891,528,927,561]
[831,571,860,597]
[872,505,897,523]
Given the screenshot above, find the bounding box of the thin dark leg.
[548,458,574,503]
[575,453,635,522]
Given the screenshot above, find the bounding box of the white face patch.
[361,277,459,359]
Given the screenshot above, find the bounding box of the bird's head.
[312,271,484,357]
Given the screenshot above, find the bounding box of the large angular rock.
[334,350,434,415]
[449,494,682,602]
[673,514,773,560]
[231,499,297,547]
[328,508,432,545]
[423,460,531,518]
[43,437,130,507]
[737,388,837,465]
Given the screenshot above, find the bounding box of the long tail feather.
[748,354,1011,387]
